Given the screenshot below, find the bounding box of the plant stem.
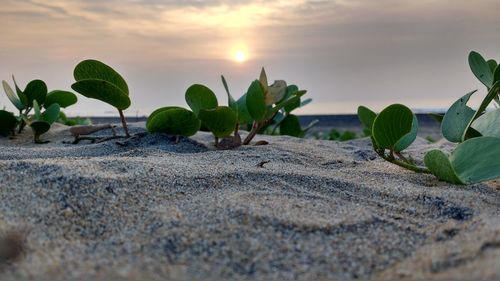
[377,150,431,174]
[118,109,130,137]
[243,122,261,145]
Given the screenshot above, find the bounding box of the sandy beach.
[0,122,498,280]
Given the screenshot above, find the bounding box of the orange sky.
[1,0,500,115]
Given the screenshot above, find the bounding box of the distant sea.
[89,113,443,140]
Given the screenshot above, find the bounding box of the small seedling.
[221,68,313,144]
[2,76,77,143]
[357,51,500,184]
[71,59,131,137]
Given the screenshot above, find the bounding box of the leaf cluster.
[358,51,500,184]
[1,76,77,143]
[147,68,313,148]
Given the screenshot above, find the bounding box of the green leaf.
[30,120,50,137]
[246,80,266,121]
[45,90,78,108]
[42,103,60,124]
[267,90,307,119]
[450,136,500,184]
[265,80,287,105]
[235,94,253,125]
[441,90,477,142]
[185,84,218,116]
[74,59,129,95]
[487,59,498,74]
[33,100,42,120]
[300,98,312,108]
[424,150,464,184]
[280,114,302,137]
[2,81,25,111]
[71,79,131,110]
[198,106,237,138]
[24,80,47,107]
[221,75,238,114]
[283,85,300,112]
[0,110,18,136]
[372,104,417,152]
[471,109,500,138]
[469,51,494,88]
[146,107,200,137]
[494,65,500,84]
[357,106,377,135]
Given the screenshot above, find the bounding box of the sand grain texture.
[0,123,498,281]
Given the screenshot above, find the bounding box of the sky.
[1,0,500,116]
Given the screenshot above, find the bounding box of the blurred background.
[1,0,499,117]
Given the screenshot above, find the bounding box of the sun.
[234,50,247,63]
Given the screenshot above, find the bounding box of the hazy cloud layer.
[1,0,499,115]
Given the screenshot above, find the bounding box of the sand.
[0,122,498,281]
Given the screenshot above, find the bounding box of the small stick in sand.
[70,124,117,138]
[256,160,270,168]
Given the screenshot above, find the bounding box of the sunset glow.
[234,50,247,63]
[0,0,499,116]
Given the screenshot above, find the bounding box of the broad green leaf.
[471,109,500,138]
[0,110,18,136]
[198,106,237,138]
[146,107,200,137]
[45,90,78,108]
[451,136,500,184]
[185,84,218,116]
[280,114,302,137]
[441,91,477,142]
[148,106,184,119]
[246,80,266,121]
[30,120,50,136]
[469,51,493,88]
[33,100,42,120]
[394,114,418,152]
[265,80,287,105]
[494,65,500,84]
[71,79,131,110]
[235,94,253,125]
[357,106,377,135]
[372,104,417,152]
[424,150,463,184]
[487,59,497,74]
[221,75,238,114]
[2,81,25,111]
[42,103,60,124]
[12,76,28,107]
[267,90,307,119]
[284,85,300,112]
[24,80,47,107]
[74,59,129,95]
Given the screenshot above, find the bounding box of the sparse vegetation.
[358,51,500,184]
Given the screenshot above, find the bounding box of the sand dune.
[0,123,498,281]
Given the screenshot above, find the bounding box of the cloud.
[0,0,499,115]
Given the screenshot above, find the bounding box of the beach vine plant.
[358,51,500,185]
[1,77,77,143]
[71,59,132,140]
[147,68,311,149]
